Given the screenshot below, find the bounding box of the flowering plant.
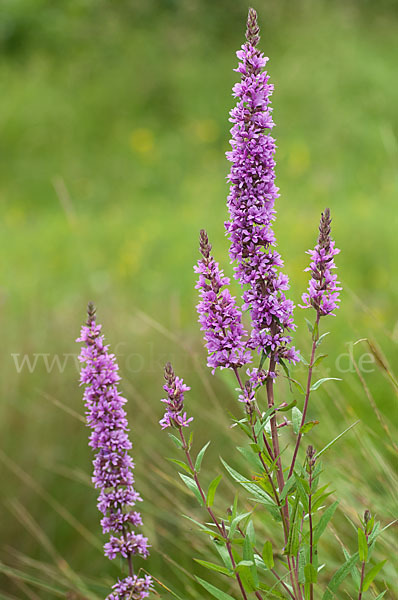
[159,8,387,600]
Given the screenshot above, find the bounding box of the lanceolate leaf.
[300,420,319,434]
[220,458,280,518]
[168,433,183,449]
[322,553,359,600]
[195,441,211,472]
[243,533,259,588]
[362,560,387,592]
[312,354,328,367]
[194,559,232,576]
[304,563,317,584]
[292,406,302,435]
[262,541,274,569]
[229,512,252,538]
[315,421,360,459]
[358,527,368,562]
[178,473,204,505]
[305,318,314,334]
[183,515,218,536]
[316,332,330,347]
[195,576,236,600]
[280,475,296,502]
[207,475,222,507]
[166,457,192,474]
[313,501,339,544]
[310,377,341,392]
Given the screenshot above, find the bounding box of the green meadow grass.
[0,0,397,597]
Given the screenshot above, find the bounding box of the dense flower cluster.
[225,8,298,365]
[195,229,252,372]
[301,208,341,316]
[108,575,152,600]
[160,362,193,430]
[77,304,151,599]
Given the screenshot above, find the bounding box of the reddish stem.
[178,428,251,600]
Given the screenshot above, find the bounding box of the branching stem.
[288,312,321,479]
[178,428,253,600]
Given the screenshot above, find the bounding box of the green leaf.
[178,473,204,505]
[305,318,314,333]
[237,445,263,471]
[168,433,183,449]
[279,357,291,387]
[342,548,360,588]
[207,474,222,507]
[293,473,309,512]
[322,553,359,600]
[262,541,274,569]
[312,354,328,367]
[167,458,192,474]
[362,560,387,592]
[285,494,301,556]
[280,475,296,502]
[373,592,387,600]
[300,420,319,434]
[183,515,218,536]
[229,511,252,538]
[358,528,368,562]
[236,560,254,568]
[289,378,306,395]
[312,320,319,340]
[314,501,339,544]
[315,421,360,459]
[316,332,330,347]
[214,541,233,570]
[278,399,297,412]
[258,350,268,371]
[220,458,279,517]
[194,559,232,576]
[195,441,210,472]
[243,532,259,588]
[298,352,309,367]
[292,406,302,435]
[195,576,236,600]
[366,515,375,536]
[304,563,317,584]
[310,377,342,392]
[246,520,256,545]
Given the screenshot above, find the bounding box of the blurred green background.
[0,0,397,598]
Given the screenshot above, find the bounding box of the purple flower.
[77,303,151,598]
[238,380,256,418]
[301,208,341,316]
[194,229,252,373]
[160,362,193,430]
[225,9,298,365]
[107,575,153,600]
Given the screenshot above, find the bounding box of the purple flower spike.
[225,8,298,365]
[195,229,252,373]
[77,303,151,599]
[301,208,341,316]
[108,575,153,600]
[160,362,193,430]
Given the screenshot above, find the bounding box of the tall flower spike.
[77,303,152,600]
[160,362,193,430]
[225,9,298,365]
[195,229,252,373]
[301,208,341,316]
